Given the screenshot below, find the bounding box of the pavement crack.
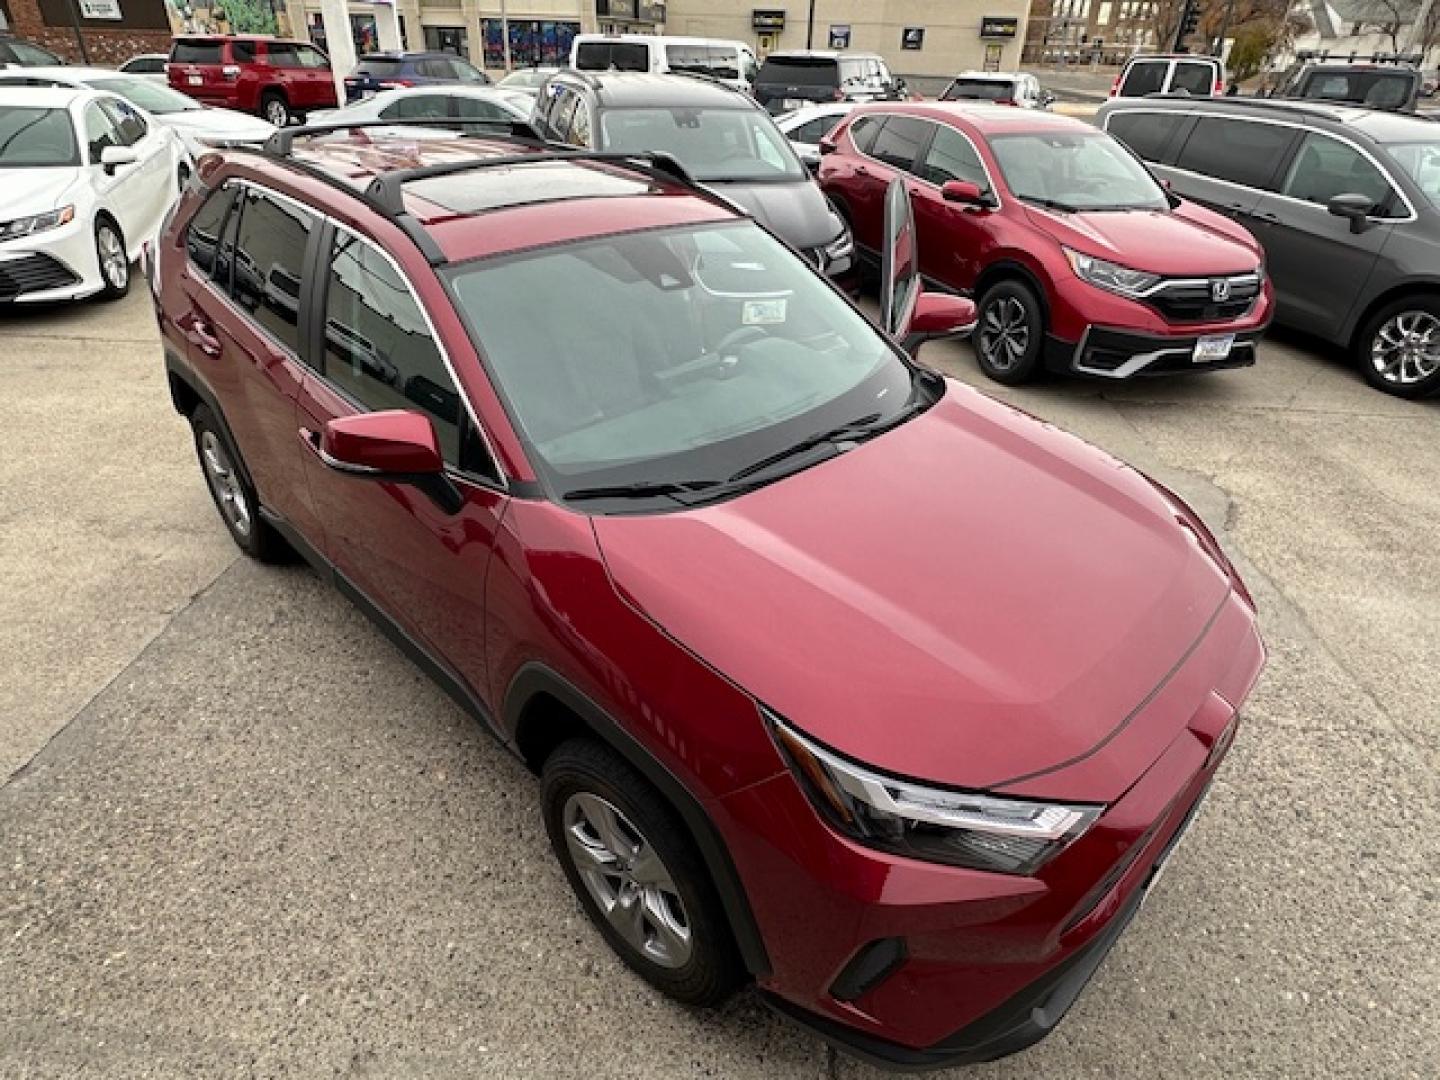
[1,554,240,790]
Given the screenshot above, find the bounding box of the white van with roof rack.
[569,34,758,93]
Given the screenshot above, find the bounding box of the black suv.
[1269,53,1422,113]
[344,51,490,102]
[1099,96,1440,397]
[536,71,854,285]
[753,50,905,114]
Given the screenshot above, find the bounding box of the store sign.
[980,16,1019,39]
[79,0,122,18]
[828,24,850,49]
[901,26,924,50]
[752,9,786,32]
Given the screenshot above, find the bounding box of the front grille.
[1146,274,1260,323]
[0,254,80,301]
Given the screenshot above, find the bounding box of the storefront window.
[424,26,468,57]
[482,20,581,68]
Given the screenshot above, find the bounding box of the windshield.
[90,76,201,114]
[446,221,917,500]
[988,130,1167,211]
[599,107,804,182]
[943,79,1016,101]
[0,106,79,167]
[1384,139,1440,207]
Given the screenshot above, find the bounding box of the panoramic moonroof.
[409,162,656,213]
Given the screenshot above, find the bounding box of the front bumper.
[0,221,103,303]
[1045,325,1266,379]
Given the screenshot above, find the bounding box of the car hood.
[593,385,1233,793]
[1025,205,1261,276]
[0,167,82,221]
[706,178,842,251]
[160,108,276,142]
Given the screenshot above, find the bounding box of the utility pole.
[64,0,91,64]
[807,0,816,49]
[1216,0,1236,57]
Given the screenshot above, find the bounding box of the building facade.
[1023,0,1158,64]
[0,0,174,64]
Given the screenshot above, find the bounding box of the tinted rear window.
[1172,61,1217,95]
[172,40,223,64]
[1106,110,1188,161]
[575,41,649,72]
[1175,116,1295,190]
[1119,60,1166,96]
[354,58,405,77]
[757,56,839,88]
[943,78,1017,101]
[1297,70,1413,109]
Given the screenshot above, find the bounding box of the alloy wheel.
[264,98,290,126]
[979,296,1030,372]
[200,430,252,539]
[1371,310,1440,386]
[562,792,693,969]
[98,225,127,290]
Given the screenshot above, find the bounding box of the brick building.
[0,0,175,66]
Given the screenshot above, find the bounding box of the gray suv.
[1099,96,1440,397]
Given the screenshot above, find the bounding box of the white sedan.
[308,84,531,130]
[0,67,275,169]
[0,87,186,303]
[774,103,857,169]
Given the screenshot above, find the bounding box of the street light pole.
[64,0,91,65]
[807,0,815,49]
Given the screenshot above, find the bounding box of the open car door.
[879,177,977,358]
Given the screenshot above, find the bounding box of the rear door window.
[295,46,329,69]
[229,190,317,355]
[867,116,930,172]
[171,40,223,65]
[231,41,257,64]
[185,185,237,278]
[1171,61,1216,95]
[847,114,883,154]
[1119,60,1167,97]
[1280,132,1401,216]
[1106,110,1189,162]
[1175,116,1296,190]
[267,43,299,68]
[943,78,1016,102]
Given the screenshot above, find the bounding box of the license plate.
[1193,333,1234,363]
[782,97,806,110]
[187,75,203,86]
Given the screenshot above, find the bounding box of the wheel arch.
[164,352,260,495]
[1346,281,1440,352]
[505,662,772,979]
[973,257,1052,325]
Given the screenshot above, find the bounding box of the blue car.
[344,52,491,102]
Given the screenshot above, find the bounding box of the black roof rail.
[366,148,698,218]
[1295,49,1422,66]
[262,117,544,158]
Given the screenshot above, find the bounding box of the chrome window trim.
[1100,106,1418,223]
[202,177,509,491]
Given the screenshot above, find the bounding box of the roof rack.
[262,116,544,158]
[365,148,698,217]
[1295,49,1422,66]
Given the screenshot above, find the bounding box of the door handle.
[298,426,322,456]
[184,317,221,357]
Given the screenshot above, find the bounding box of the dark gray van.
[1099,96,1440,397]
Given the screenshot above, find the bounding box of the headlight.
[0,205,75,242]
[769,714,1102,875]
[823,224,853,261]
[1064,248,1161,298]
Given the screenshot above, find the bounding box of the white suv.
[1112,54,1224,98]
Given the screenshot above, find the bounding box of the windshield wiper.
[563,479,722,502]
[726,412,885,484]
[1018,195,1081,213]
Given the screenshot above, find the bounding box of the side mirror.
[316,410,462,513]
[100,145,139,174]
[818,135,838,156]
[1328,192,1375,233]
[1041,90,1056,107]
[941,179,991,207]
[901,291,977,358]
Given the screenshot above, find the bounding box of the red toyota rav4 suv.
[146,124,1263,1068]
[168,35,338,127]
[820,104,1274,384]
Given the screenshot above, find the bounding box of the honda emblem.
[1211,278,1231,302]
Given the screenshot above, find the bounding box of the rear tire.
[1356,297,1440,398]
[190,405,289,562]
[541,739,744,1007]
[261,91,292,127]
[975,279,1045,385]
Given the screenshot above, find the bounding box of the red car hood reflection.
[593,386,1233,792]
[1026,205,1261,277]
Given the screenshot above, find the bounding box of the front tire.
[975,279,1045,385]
[542,739,743,1007]
[1356,297,1440,398]
[94,217,129,300]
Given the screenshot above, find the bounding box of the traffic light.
[1175,0,1202,50]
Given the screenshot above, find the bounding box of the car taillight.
[1109,74,1121,96]
[222,64,240,81]
[1214,78,1224,94]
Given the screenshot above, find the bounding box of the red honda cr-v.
[819,103,1274,384]
[146,126,1263,1069]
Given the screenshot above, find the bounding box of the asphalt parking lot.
[1,288,1436,1079]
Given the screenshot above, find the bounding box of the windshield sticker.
[743,298,787,325]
